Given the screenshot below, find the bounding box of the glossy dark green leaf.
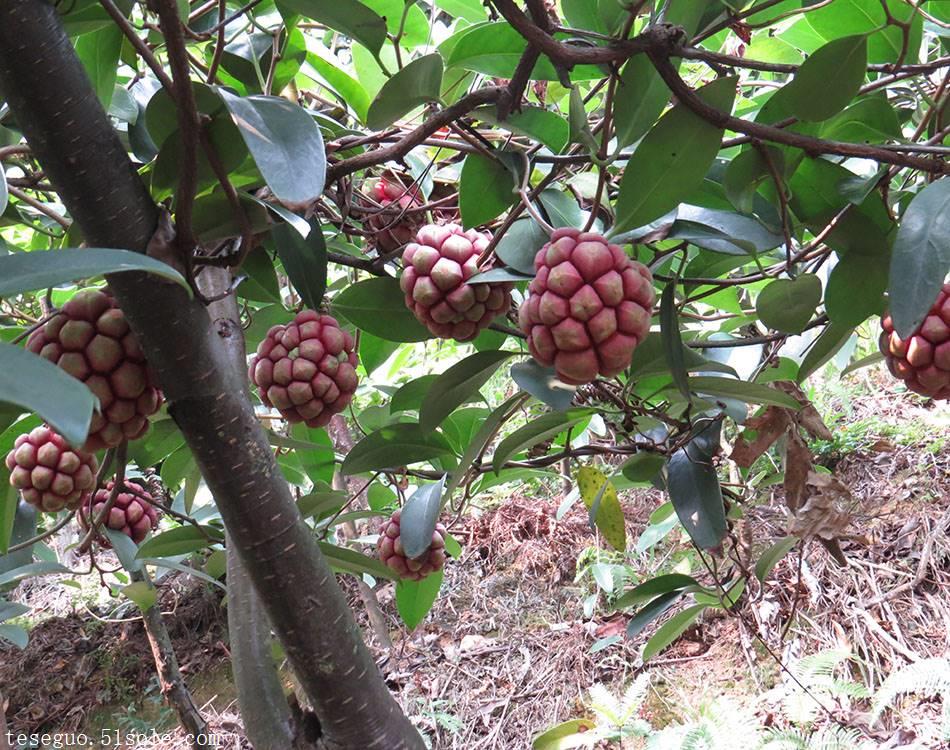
[666,421,726,549]
[341,424,454,475]
[135,525,220,559]
[367,54,443,129]
[390,375,438,413]
[494,217,547,275]
[723,148,772,214]
[492,408,593,473]
[396,569,443,629]
[887,177,950,338]
[613,76,737,235]
[756,274,822,334]
[272,221,327,312]
[688,377,802,409]
[476,106,569,154]
[614,54,672,148]
[671,205,783,255]
[304,52,371,123]
[797,322,853,382]
[277,0,387,54]
[468,267,533,284]
[642,604,706,661]
[0,343,95,447]
[297,489,347,519]
[510,360,575,411]
[459,152,516,229]
[660,281,691,402]
[75,24,122,109]
[420,350,513,431]
[0,600,28,624]
[319,541,397,580]
[826,253,887,327]
[0,247,189,296]
[219,90,326,205]
[784,35,867,122]
[625,591,684,640]
[613,574,699,612]
[0,624,28,649]
[620,453,667,484]
[755,536,798,582]
[359,333,399,375]
[333,276,431,342]
[399,476,446,559]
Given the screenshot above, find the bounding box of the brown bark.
[132,570,212,749]
[0,689,10,750]
[0,4,421,748]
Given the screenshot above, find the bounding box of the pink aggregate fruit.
[366,177,423,253]
[5,425,99,512]
[248,310,359,427]
[400,223,512,341]
[377,509,447,581]
[26,288,162,451]
[79,480,160,545]
[518,228,655,384]
[879,283,950,400]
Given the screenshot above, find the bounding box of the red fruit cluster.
[880,283,950,400]
[249,311,359,427]
[79,480,160,545]
[377,510,447,581]
[27,289,162,451]
[518,228,655,385]
[366,178,423,253]
[5,426,98,512]
[400,224,512,341]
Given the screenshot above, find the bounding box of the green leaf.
[797,322,853,382]
[0,247,189,296]
[492,408,593,474]
[0,343,95,447]
[494,216,547,275]
[333,276,431,342]
[614,54,672,148]
[122,581,158,612]
[359,333,399,375]
[642,604,706,661]
[614,574,699,611]
[620,453,667,484]
[531,719,599,750]
[660,281,691,402]
[367,54,443,130]
[135,526,219,559]
[277,0,388,54]
[399,476,446,559]
[0,623,28,649]
[396,569,443,629]
[420,350,513,431]
[667,422,726,549]
[318,541,398,580]
[303,53,371,123]
[0,486,16,556]
[576,466,626,552]
[127,418,185,467]
[887,177,950,338]
[755,536,799,582]
[476,106,570,154]
[756,274,823,334]
[459,152,516,229]
[75,25,122,110]
[671,205,784,255]
[297,489,347,519]
[510,360,575,411]
[0,600,28,624]
[0,170,7,216]
[0,561,70,588]
[342,423,454,475]
[271,220,327,312]
[820,96,902,143]
[723,148,772,214]
[784,35,867,122]
[613,76,737,235]
[688,376,802,409]
[219,90,326,205]
[390,375,438,413]
[826,253,887,327]
[626,590,685,639]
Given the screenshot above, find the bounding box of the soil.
[1,385,948,749]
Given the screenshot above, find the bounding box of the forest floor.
[1,376,948,749]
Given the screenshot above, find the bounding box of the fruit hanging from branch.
[880,283,950,400]
[365,176,423,254]
[377,509,447,581]
[78,479,161,545]
[26,288,163,451]
[400,223,512,341]
[5,425,98,512]
[518,228,655,385]
[248,310,359,427]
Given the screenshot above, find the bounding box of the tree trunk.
[131,570,211,749]
[0,689,10,750]
[0,4,422,748]
[200,266,311,750]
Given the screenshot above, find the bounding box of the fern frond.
[619,672,652,721]
[588,682,622,726]
[871,657,950,724]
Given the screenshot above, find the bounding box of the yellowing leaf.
[577,466,626,552]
